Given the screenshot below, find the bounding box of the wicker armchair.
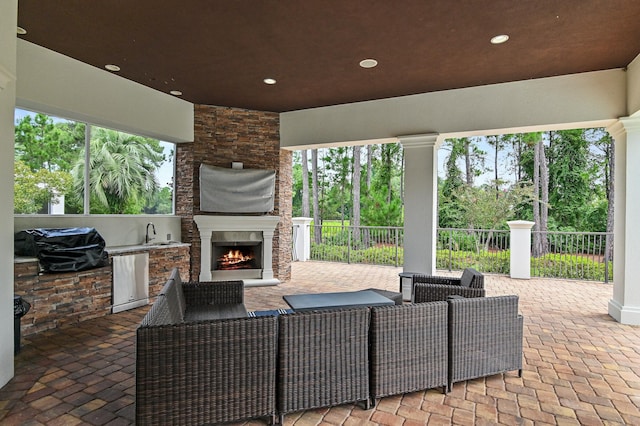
[413,267,485,302]
[447,295,523,391]
[277,308,371,423]
[370,302,448,404]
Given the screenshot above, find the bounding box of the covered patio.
[2,262,638,425]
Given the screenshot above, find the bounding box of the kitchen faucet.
[145,222,156,244]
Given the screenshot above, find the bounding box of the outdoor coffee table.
[283,290,394,312]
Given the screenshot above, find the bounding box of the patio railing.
[304,224,613,282]
[531,230,613,282]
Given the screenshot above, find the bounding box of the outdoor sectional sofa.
[136,268,523,425]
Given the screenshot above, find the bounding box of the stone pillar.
[607,118,640,325]
[292,217,312,261]
[507,220,535,279]
[399,134,439,275]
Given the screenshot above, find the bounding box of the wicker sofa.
[136,269,277,425]
[412,267,486,302]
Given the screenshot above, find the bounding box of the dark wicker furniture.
[370,302,448,404]
[447,295,523,391]
[277,308,371,423]
[413,267,486,302]
[136,269,277,425]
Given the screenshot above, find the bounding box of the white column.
[0,0,18,387]
[399,134,439,275]
[508,220,535,279]
[262,229,275,279]
[607,118,640,325]
[292,217,312,261]
[198,226,213,281]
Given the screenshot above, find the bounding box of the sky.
[14,108,175,188]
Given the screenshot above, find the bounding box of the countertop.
[14,242,190,262]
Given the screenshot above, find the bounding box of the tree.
[531,132,549,257]
[14,160,72,213]
[71,128,165,214]
[301,150,310,217]
[311,149,321,243]
[14,113,84,172]
[352,145,362,242]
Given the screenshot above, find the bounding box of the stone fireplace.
[194,215,280,286]
[176,105,292,284]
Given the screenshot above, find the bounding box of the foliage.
[71,128,165,214]
[14,160,73,213]
[452,180,534,230]
[15,113,84,172]
[143,187,174,214]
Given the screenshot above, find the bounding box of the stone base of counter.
[14,244,191,337]
[14,262,113,337]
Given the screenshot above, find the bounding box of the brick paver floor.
[1,261,639,425]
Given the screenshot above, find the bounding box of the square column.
[607,118,640,325]
[399,134,439,275]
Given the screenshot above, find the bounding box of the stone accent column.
[292,217,312,261]
[508,220,535,279]
[399,134,439,275]
[607,118,640,325]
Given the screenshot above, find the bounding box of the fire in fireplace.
[216,246,257,270]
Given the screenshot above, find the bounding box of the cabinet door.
[112,253,149,312]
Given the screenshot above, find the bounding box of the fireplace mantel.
[194,215,280,286]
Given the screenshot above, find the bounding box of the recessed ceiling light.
[263,78,277,85]
[490,34,509,44]
[170,90,183,96]
[16,27,27,35]
[359,59,378,69]
[105,64,121,72]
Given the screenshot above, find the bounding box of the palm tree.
[72,128,165,213]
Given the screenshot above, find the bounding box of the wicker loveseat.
[412,267,486,302]
[136,269,277,425]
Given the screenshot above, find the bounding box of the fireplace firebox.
[211,231,262,280]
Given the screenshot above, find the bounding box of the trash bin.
[14,296,31,355]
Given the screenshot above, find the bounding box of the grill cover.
[15,227,109,272]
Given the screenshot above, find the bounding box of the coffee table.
[283,290,394,312]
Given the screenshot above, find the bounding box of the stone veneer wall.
[14,245,190,336]
[176,105,292,282]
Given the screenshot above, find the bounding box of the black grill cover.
[15,227,109,272]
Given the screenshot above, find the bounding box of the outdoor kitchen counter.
[106,241,190,255]
[14,243,191,337]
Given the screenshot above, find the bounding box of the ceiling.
[16,0,640,113]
